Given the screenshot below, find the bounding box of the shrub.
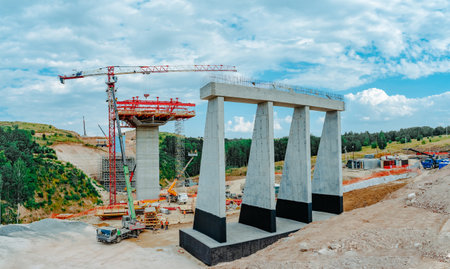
[371,142,377,148]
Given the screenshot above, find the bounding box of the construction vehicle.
[405,148,448,169]
[96,84,145,243]
[167,151,197,204]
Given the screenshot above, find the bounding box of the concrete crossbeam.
[193,97,226,243]
[312,111,343,214]
[200,82,344,111]
[136,126,160,200]
[276,106,312,223]
[239,102,276,233]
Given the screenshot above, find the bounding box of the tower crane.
[58,65,237,205]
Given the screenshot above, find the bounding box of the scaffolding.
[100,156,136,192]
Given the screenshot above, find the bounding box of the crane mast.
[59,64,237,205]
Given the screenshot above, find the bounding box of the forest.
[159,125,449,180]
[0,126,100,224]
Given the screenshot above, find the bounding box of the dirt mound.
[217,168,450,268]
[344,181,407,211]
[408,166,450,214]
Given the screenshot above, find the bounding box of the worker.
[165,220,169,230]
[160,220,164,230]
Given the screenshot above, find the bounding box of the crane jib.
[58,65,237,84]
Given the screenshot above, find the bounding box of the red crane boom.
[59,65,237,205]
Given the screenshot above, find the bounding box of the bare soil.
[51,143,106,180]
[216,167,450,268]
[343,181,408,211]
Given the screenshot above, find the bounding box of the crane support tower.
[59,65,237,205]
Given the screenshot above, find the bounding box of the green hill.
[0,121,83,146]
[0,124,101,224]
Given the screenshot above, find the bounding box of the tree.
[0,174,3,224]
[377,131,387,150]
[371,142,377,148]
[13,158,28,223]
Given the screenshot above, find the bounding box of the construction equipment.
[405,148,448,169]
[96,85,145,243]
[59,65,237,205]
[167,151,197,204]
[140,205,161,230]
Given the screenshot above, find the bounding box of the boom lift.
[167,151,198,204]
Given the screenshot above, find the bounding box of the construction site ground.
[218,166,450,268]
[2,166,448,268]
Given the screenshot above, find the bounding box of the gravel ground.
[0,219,204,269]
[217,166,450,268]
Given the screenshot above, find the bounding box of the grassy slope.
[0,122,102,223]
[0,121,83,145]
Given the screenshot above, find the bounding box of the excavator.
[166,151,197,204]
[405,148,448,169]
[96,84,146,243]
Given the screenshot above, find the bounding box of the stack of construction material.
[142,207,160,229]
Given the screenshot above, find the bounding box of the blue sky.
[0,0,448,138]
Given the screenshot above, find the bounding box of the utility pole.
[83,116,87,137]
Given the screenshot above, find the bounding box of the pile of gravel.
[0,219,89,238]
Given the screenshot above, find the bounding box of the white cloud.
[284,115,292,123]
[0,0,449,136]
[343,88,450,132]
[226,116,254,133]
[273,111,283,131]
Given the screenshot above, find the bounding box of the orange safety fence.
[343,167,420,186]
[50,204,128,220]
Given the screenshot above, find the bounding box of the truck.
[96,85,145,243]
[96,216,144,243]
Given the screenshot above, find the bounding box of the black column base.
[239,203,276,233]
[312,193,343,214]
[276,199,312,223]
[193,208,226,243]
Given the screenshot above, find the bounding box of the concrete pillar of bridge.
[136,126,160,200]
[239,101,276,233]
[312,111,343,214]
[193,97,227,243]
[276,106,312,223]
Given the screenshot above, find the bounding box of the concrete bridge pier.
[239,102,276,233]
[312,111,343,214]
[136,126,160,200]
[192,97,227,243]
[276,106,312,223]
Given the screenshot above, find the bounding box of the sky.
[0,0,449,138]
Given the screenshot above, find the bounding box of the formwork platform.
[180,211,336,266]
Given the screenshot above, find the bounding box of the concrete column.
[239,102,276,233]
[312,111,343,214]
[276,106,312,223]
[136,126,160,200]
[193,97,226,243]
